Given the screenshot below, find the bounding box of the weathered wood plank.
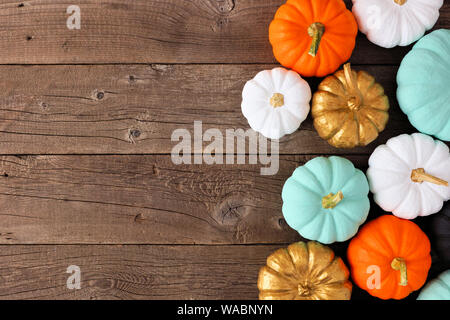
[0,0,447,64]
[0,243,446,299]
[0,244,278,299]
[1,64,440,155]
[0,154,372,244]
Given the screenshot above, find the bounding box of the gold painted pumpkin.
[312,63,390,148]
[257,241,352,300]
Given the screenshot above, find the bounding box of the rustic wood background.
[0,0,448,300]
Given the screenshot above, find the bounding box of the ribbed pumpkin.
[347,215,431,300]
[352,0,443,48]
[269,0,358,77]
[367,133,450,219]
[282,156,370,244]
[397,29,450,141]
[312,63,390,148]
[241,67,311,139]
[417,270,450,300]
[258,241,352,300]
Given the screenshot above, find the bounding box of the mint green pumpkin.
[417,270,450,300]
[281,156,370,244]
[397,29,450,141]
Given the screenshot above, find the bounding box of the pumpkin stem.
[307,22,325,57]
[343,63,363,111]
[270,93,284,108]
[391,257,408,286]
[297,283,312,297]
[394,0,407,5]
[411,168,448,186]
[322,191,343,209]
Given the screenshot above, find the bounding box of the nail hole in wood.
[278,218,287,229]
[96,91,104,100]
[130,129,141,138]
[134,213,146,223]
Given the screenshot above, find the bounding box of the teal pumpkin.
[397,29,450,141]
[417,270,450,300]
[281,156,370,244]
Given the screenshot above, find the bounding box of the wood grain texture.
[1,64,440,155]
[0,0,448,301]
[0,244,278,299]
[0,0,447,64]
[0,243,447,300]
[0,154,373,244]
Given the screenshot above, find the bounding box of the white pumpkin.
[367,133,450,219]
[241,68,311,140]
[352,0,443,48]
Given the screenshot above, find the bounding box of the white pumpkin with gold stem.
[367,133,450,219]
[352,0,443,48]
[241,68,311,140]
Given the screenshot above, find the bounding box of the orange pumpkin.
[269,0,358,77]
[347,215,431,300]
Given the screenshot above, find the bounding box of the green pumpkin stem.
[391,257,408,286]
[322,191,343,209]
[308,22,325,57]
[411,168,448,186]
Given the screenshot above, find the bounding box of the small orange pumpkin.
[347,215,431,300]
[269,0,358,77]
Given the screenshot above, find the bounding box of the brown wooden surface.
[0,0,447,64]
[0,0,448,300]
[0,64,439,155]
[0,154,372,244]
[0,244,280,299]
[0,242,446,300]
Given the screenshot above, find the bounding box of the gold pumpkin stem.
[411,168,448,186]
[343,63,357,91]
[322,191,343,209]
[391,257,408,286]
[343,63,363,111]
[394,0,407,5]
[307,22,325,57]
[270,93,284,108]
[297,283,311,297]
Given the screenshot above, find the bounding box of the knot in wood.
[213,0,235,13]
[213,197,246,226]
